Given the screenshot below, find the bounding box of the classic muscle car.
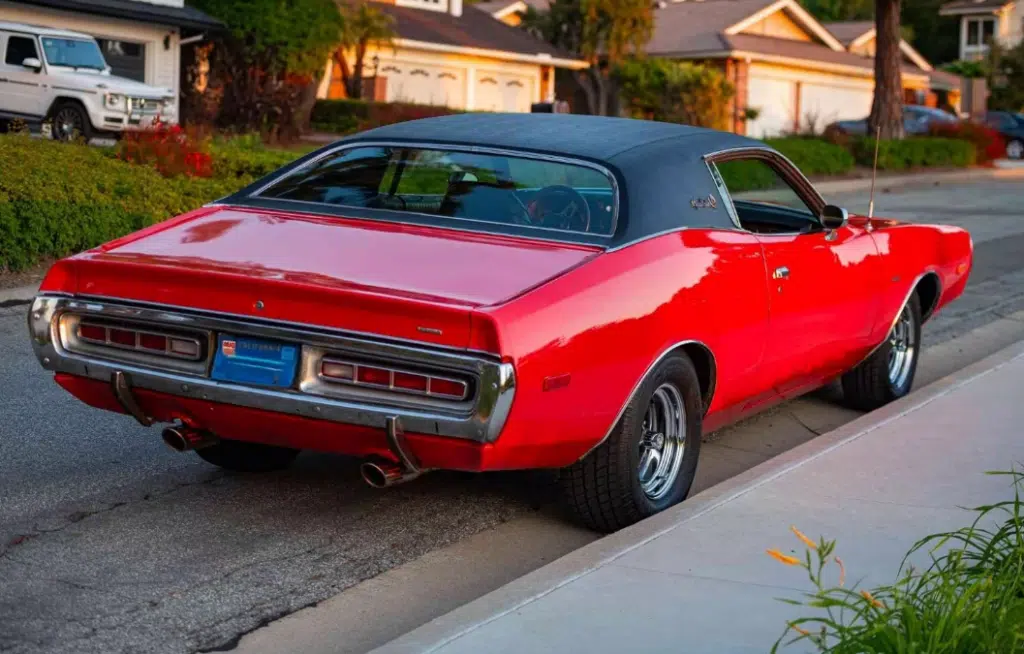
[28,114,973,532]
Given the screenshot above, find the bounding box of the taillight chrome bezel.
[57,313,211,375]
[75,321,204,361]
[317,356,470,401]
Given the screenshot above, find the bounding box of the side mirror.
[22,57,42,72]
[820,204,848,230]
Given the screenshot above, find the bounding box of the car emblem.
[222,340,236,357]
[691,195,718,209]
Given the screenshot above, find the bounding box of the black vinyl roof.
[348,113,762,163]
[10,0,223,31]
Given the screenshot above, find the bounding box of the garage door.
[799,83,873,130]
[746,75,796,138]
[383,62,466,108]
[474,73,533,113]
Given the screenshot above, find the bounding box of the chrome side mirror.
[21,57,42,72]
[821,204,848,230]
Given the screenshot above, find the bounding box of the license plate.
[210,335,298,388]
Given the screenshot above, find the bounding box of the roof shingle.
[940,0,1012,13]
[823,20,874,46]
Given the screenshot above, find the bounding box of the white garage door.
[799,83,873,130]
[383,62,466,108]
[746,75,796,138]
[474,73,533,113]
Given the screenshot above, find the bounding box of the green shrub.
[209,136,311,179]
[850,137,976,170]
[0,135,248,272]
[765,138,856,176]
[770,470,1024,653]
[311,99,460,134]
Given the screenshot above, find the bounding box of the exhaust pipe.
[161,424,218,452]
[360,461,422,488]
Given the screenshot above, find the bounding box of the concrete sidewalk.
[373,339,1024,654]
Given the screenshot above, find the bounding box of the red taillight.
[356,366,391,387]
[430,377,468,399]
[109,328,136,347]
[393,371,429,392]
[139,333,168,352]
[78,323,106,343]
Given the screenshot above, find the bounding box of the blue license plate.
[210,335,299,388]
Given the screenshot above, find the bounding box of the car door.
[0,32,46,118]
[711,152,884,399]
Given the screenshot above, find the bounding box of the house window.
[966,17,996,48]
[96,38,146,82]
[395,0,447,11]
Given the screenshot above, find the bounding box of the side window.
[5,35,38,66]
[713,158,819,235]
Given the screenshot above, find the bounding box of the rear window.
[255,146,617,236]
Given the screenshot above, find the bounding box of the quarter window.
[257,145,617,236]
[4,35,38,66]
[713,158,819,235]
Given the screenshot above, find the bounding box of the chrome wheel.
[887,304,916,389]
[637,383,687,501]
[1008,140,1024,161]
[53,107,84,142]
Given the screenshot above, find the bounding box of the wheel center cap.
[644,431,666,450]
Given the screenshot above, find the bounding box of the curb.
[371,338,1024,654]
[812,165,1024,195]
[0,283,38,308]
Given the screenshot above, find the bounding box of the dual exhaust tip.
[162,424,422,489]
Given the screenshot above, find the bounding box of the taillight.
[75,321,203,361]
[319,358,469,401]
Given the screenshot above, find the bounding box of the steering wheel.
[527,185,591,232]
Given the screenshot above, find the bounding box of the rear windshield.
[255,146,617,236]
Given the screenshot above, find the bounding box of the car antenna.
[868,124,881,219]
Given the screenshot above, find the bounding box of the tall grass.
[770,469,1024,653]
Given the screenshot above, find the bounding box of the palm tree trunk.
[868,0,904,140]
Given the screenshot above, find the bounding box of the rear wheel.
[561,353,703,533]
[1008,139,1023,161]
[842,293,921,411]
[195,438,299,472]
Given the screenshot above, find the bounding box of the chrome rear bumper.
[28,295,515,444]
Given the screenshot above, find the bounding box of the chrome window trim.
[243,140,621,240]
[29,295,516,444]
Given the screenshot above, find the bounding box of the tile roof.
[940,0,1012,13]
[725,33,930,77]
[823,20,874,46]
[646,0,778,56]
[368,2,577,61]
[8,0,223,30]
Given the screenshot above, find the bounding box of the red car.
[28,115,973,532]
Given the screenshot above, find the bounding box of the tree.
[333,1,395,100]
[987,40,1024,111]
[614,58,734,129]
[800,0,872,21]
[520,0,653,116]
[189,0,344,138]
[868,0,904,139]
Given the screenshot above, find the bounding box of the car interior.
[713,158,824,235]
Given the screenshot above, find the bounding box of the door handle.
[772,266,790,280]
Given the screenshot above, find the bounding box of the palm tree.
[868,0,904,139]
[334,1,395,99]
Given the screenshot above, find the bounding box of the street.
[2,179,1023,654]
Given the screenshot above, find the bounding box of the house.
[825,20,963,114]
[317,0,586,112]
[0,0,221,115]
[939,0,1023,61]
[474,0,549,26]
[644,0,946,137]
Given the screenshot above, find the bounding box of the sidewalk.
[373,339,1024,654]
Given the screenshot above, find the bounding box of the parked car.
[27,115,973,532]
[0,21,175,141]
[984,111,1024,160]
[828,105,960,136]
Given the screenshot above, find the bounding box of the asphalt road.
[2,179,1023,654]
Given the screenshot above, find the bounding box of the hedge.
[208,137,309,179]
[849,136,976,170]
[720,138,856,192]
[0,135,249,272]
[311,99,460,134]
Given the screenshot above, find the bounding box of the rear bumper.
[28,295,515,444]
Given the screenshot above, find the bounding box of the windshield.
[256,146,618,236]
[41,37,106,70]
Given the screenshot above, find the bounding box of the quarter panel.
[482,229,772,469]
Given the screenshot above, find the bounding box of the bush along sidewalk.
[769,469,1024,653]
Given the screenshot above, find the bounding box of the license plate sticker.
[210,335,299,388]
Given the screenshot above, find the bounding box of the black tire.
[195,438,299,472]
[560,353,703,533]
[1007,139,1023,161]
[842,293,922,411]
[50,101,92,143]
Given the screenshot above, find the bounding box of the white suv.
[0,21,176,141]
